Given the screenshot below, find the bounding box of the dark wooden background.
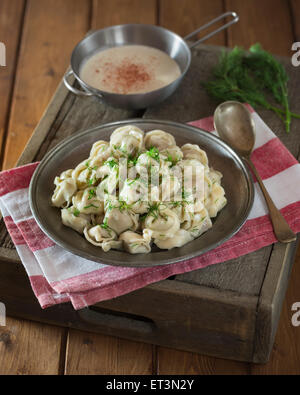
[0,0,300,374]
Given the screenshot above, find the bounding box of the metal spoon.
[214,101,296,243]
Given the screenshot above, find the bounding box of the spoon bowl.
[214,101,255,157]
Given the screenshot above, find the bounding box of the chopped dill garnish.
[87,189,96,200]
[164,153,179,167]
[72,208,80,217]
[100,219,109,229]
[104,158,118,168]
[83,203,99,209]
[146,146,160,162]
[128,153,139,166]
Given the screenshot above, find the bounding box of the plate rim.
[29,118,254,267]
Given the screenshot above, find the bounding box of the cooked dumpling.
[61,208,91,234]
[83,224,117,247]
[205,184,227,218]
[72,160,98,189]
[160,172,181,202]
[119,179,148,214]
[144,130,176,150]
[51,177,77,208]
[182,208,212,237]
[102,240,123,252]
[181,143,208,166]
[104,203,139,235]
[119,230,151,254]
[143,207,180,240]
[110,125,144,158]
[154,229,194,250]
[89,140,111,166]
[179,159,205,196]
[161,146,183,165]
[72,188,104,214]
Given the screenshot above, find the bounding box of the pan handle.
[63,69,95,97]
[184,11,239,49]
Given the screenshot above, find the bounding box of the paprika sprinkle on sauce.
[80,45,181,94]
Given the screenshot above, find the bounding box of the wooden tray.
[0,44,299,363]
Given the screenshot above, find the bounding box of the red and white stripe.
[0,108,299,310]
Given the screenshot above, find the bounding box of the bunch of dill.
[204,43,300,132]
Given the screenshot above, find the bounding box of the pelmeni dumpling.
[89,140,111,166]
[110,125,144,158]
[205,183,227,218]
[144,130,176,150]
[104,204,139,235]
[51,177,77,208]
[182,208,212,238]
[83,224,117,247]
[143,207,180,240]
[61,208,91,234]
[181,143,208,166]
[119,179,148,214]
[72,160,98,189]
[119,230,151,254]
[72,188,104,215]
[161,146,183,165]
[154,229,194,250]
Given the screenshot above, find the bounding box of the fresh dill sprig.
[204,44,300,133]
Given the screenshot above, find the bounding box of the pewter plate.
[29,119,254,267]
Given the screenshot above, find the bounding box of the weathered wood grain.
[157,348,250,375]
[159,0,226,46]
[290,0,300,41]
[0,0,91,376]
[65,331,153,375]
[226,0,294,56]
[92,0,157,28]
[0,317,66,374]
[0,0,25,168]
[251,245,300,374]
[2,0,91,170]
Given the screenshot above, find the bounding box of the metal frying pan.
[63,12,239,109]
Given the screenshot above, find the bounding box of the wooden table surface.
[0,0,300,375]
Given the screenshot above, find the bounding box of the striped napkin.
[0,108,299,310]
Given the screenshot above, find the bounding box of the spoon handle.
[245,157,296,243]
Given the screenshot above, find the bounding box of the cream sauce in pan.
[80,45,181,94]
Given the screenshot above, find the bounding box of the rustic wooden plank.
[0,0,91,376]
[226,0,294,56]
[290,0,300,41]
[159,0,226,45]
[93,281,258,362]
[157,348,250,374]
[2,0,91,170]
[65,331,153,375]
[91,0,157,28]
[0,317,66,374]
[0,0,25,168]
[251,246,300,373]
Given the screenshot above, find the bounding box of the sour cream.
[79,45,181,94]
